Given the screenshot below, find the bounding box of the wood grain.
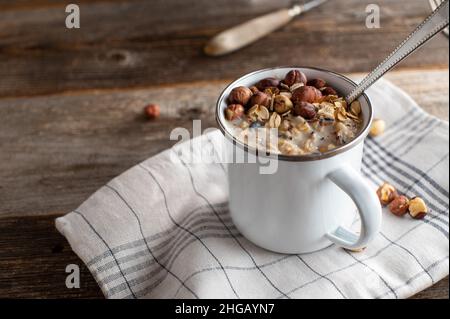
[0,70,447,219]
[0,214,103,298]
[0,0,448,97]
[0,213,446,299]
[411,277,449,299]
[0,0,448,299]
[0,69,448,298]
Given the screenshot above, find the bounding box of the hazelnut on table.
[408,197,428,219]
[389,195,410,216]
[376,183,398,205]
[370,119,386,137]
[144,104,160,119]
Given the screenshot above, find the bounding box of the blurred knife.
[204,0,329,56]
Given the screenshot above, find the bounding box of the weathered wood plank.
[0,213,447,298]
[0,0,128,10]
[0,214,103,298]
[411,277,449,299]
[0,0,448,97]
[0,70,447,219]
[0,0,447,299]
[369,70,449,120]
[0,70,448,298]
[0,83,219,217]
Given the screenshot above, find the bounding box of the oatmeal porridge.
[224,70,363,156]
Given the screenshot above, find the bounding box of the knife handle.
[204,8,298,56]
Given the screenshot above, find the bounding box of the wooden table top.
[0,0,448,298]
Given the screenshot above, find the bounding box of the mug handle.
[325,164,382,250]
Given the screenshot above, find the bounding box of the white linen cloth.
[56,79,449,299]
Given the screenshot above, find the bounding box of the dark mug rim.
[215,66,373,162]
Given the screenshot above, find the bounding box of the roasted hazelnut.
[279,91,292,99]
[389,195,410,216]
[408,197,428,219]
[228,86,253,105]
[370,119,386,137]
[294,102,316,120]
[264,87,280,96]
[350,100,362,115]
[273,95,293,114]
[321,87,338,96]
[284,70,307,86]
[291,86,322,104]
[249,86,259,94]
[144,104,160,119]
[307,78,327,89]
[247,104,270,122]
[225,104,245,121]
[268,112,282,128]
[256,77,280,91]
[376,183,398,205]
[250,91,271,107]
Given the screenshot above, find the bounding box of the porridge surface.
[224,70,363,156]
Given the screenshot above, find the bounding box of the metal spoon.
[430,0,449,36]
[346,0,449,104]
[204,0,329,56]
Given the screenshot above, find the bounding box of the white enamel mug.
[216,67,382,254]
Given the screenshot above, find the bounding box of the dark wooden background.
[0,0,448,298]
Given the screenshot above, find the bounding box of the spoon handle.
[204,7,299,57]
[346,0,449,104]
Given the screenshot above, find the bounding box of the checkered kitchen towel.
[56,79,449,299]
